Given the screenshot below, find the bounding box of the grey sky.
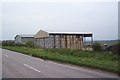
[1,1,118,40]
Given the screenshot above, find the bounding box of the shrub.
[2,42,15,46]
[92,43,102,51]
[15,43,25,47]
[25,41,37,48]
[111,43,120,55]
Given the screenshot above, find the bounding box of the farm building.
[34,30,93,49]
[14,34,34,44]
[14,30,93,49]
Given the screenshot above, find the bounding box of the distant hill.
[85,40,119,46]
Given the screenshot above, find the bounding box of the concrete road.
[2,49,119,78]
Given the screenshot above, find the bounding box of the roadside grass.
[2,46,119,74]
[0,44,2,48]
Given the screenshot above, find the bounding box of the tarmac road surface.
[1,49,119,78]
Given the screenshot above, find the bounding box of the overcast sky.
[1,0,118,40]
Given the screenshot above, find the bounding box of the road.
[2,49,119,78]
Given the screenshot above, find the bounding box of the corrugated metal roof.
[48,31,92,34]
[34,30,92,37]
[19,34,34,37]
[17,34,34,38]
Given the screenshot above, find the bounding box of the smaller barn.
[14,34,34,44]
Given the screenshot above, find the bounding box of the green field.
[2,46,119,74]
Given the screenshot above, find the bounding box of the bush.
[15,43,25,47]
[111,43,120,55]
[25,41,37,48]
[92,43,102,51]
[2,42,15,46]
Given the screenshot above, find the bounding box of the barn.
[14,34,34,44]
[34,30,93,49]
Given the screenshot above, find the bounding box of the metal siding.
[15,35,21,43]
[21,37,34,44]
[35,30,49,38]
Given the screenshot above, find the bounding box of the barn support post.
[65,35,67,48]
[53,35,56,48]
[69,35,71,48]
[91,35,93,45]
[81,36,83,49]
[60,34,62,48]
[51,35,53,48]
[72,35,74,48]
[84,37,86,45]
[84,35,86,48]
[78,35,80,49]
[49,36,51,48]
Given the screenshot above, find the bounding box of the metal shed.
[14,34,34,44]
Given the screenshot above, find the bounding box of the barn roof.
[14,34,34,39]
[48,31,92,34]
[34,30,92,38]
[47,30,92,37]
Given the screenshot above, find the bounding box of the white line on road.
[4,55,8,57]
[24,64,41,73]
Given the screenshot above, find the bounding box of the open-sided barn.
[34,30,93,49]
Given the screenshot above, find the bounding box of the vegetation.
[2,46,119,74]
[0,43,2,48]
[2,41,15,46]
[110,43,120,55]
[25,41,37,48]
[92,43,102,51]
[2,41,37,48]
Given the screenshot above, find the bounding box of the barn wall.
[21,37,35,44]
[15,36,21,43]
[60,35,83,49]
[35,34,83,49]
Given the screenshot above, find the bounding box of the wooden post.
[65,35,67,48]
[51,35,53,48]
[74,35,76,48]
[70,35,71,48]
[82,34,84,48]
[60,34,62,48]
[53,35,56,48]
[71,35,73,48]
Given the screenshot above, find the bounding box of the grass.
[0,43,2,48]
[2,46,119,74]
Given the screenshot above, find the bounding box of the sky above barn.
[0,0,119,40]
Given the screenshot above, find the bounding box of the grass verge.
[2,46,119,75]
